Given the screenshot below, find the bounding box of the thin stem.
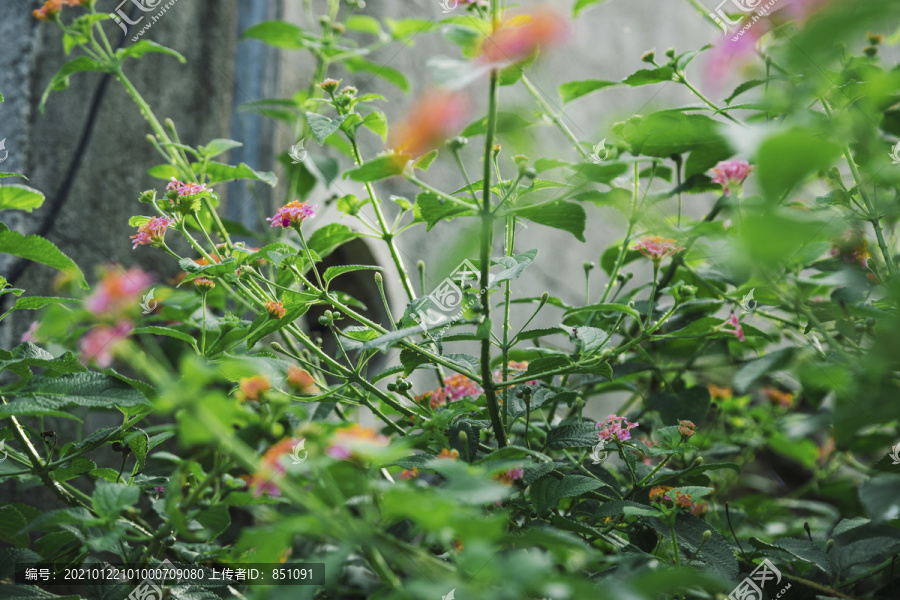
[480,67,508,447]
[521,75,589,160]
[501,214,515,427]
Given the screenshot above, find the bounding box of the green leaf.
[240,21,312,49]
[531,474,603,513]
[860,474,900,522]
[0,343,85,382]
[247,304,309,350]
[125,429,150,477]
[323,264,384,285]
[11,296,78,311]
[617,111,725,158]
[306,223,360,259]
[344,57,410,93]
[559,79,619,103]
[501,200,586,242]
[0,184,45,212]
[361,111,388,140]
[0,506,29,548]
[131,326,197,347]
[749,537,832,575]
[492,249,538,285]
[622,67,675,86]
[0,172,28,179]
[203,162,277,187]
[462,112,533,137]
[116,40,186,63]
[0,372,148,420]
[547,423,598,450]
[200,138,243,159]
[345,15,383,36]
[344,155,406,182]
[509,388,573,420]
[385,18,440,39]
[416,192,476,230]
[573,0,611,17]
[0,230,87,289]
[755,128,841,201]
[306,112,347,144]
[412,149,438,172]
[40,56,110,111]
[647,386,711,427]
[733,348,794,393]
[51,456,96,483]
[197,504,231,539]
[92,482,139,519]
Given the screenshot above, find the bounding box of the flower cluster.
[722,313,746,342]
[33,0,89,20]
[400,467,419,480]
[763,387,795,409]
[830,229,871,270]
[494,468,524,485]
[389,91,468,160]
[415,373,483,409]
[266,300,286,319]
[708,384,733,401]
[130,216,174,250]
[481,9,568,65]
[709,160,754,197]
[678,419,697,438]
[438,448,460,460]
[85,266,154,316]
[325,424,389,460]
[631,235,684,263]
[238,375,270,402]
[167,177,208,197]
[79,321,133,367]
[287,366,320,395]
[245,438,301,497]
[267,200,316,229]
[597,414,639,443]
[649,486,708,516]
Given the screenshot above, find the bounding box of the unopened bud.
[584,261,595,271]
[702,530,712,543]
[138,190,156,204]
[825,539,834,552]
[447,136,468,151]
[641,50,655,63]
[374,272,383,285]
[540,291,549,303]
[458,430,468,444]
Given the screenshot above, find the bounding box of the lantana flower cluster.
[649,485,708,516]
[414,361,535,409]
[267,200,316,229]
[33,0,90,20]
[325,424,389,460]
[631,235,684,263]
[597,414,639,442]
[709,160,754,197]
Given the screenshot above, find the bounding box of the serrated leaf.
[240,20,312,49]
[547,422,598,449]
[203,162,277,187]
[323,264,384,285]
[0,372,148,419]
[622,67,675,86]
[530,474,603,513]
[126,429,150,477]
[0,184,45,212]
[0,506,29,548]
[51,456,96,483]
[344,155,406,182]
[200,138,243,159]
[40,56,109,111]
[131,326,197,347]
[306,112,348,144]
[559,79,619,103]
[501,200,586,242]
[117,40,186,63]
[11,296,78,311]
[92,482,139,519]
[0,230,87,289]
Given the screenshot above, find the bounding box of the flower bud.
[458,431,468,444]
[319,78,340,94]
[540,291,550,303]
[447,136,469,151]
[138,190,156,204]
[702,530,712,543]
[825,539,834,553]
[641,50,656,63]
[583,261,595,272]
[665,47,676,58]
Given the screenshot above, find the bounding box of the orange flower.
[389,91,468,160]
[438,448,460,460]
[400,467,419,480]
[708,384,733,401]
[266,300,286,319]
[287,366,320,395]
[480,8,568,65]
[763,387,794,409]
[649,485,673,503]
[326,424,389,460]
[238,375,270,402]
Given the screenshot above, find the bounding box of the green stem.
[479,67,508,447]
[522,75,588,159]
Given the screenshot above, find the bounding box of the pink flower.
[167,177,208,197]
[245,438,298,497]
[267,201,316,229]
[79,320,133,367]
[709,160,754,197]
[495,467,524,485]
[705,27,764,93]
[325,424,389,460]
[20,321,40,344]
[389,91,469,160]
[722,313,745,342]
[631,235,684,263]
[481,8,568,66]
[130,216,174,250]
[84,266,154,316]
[597,414,638,442]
